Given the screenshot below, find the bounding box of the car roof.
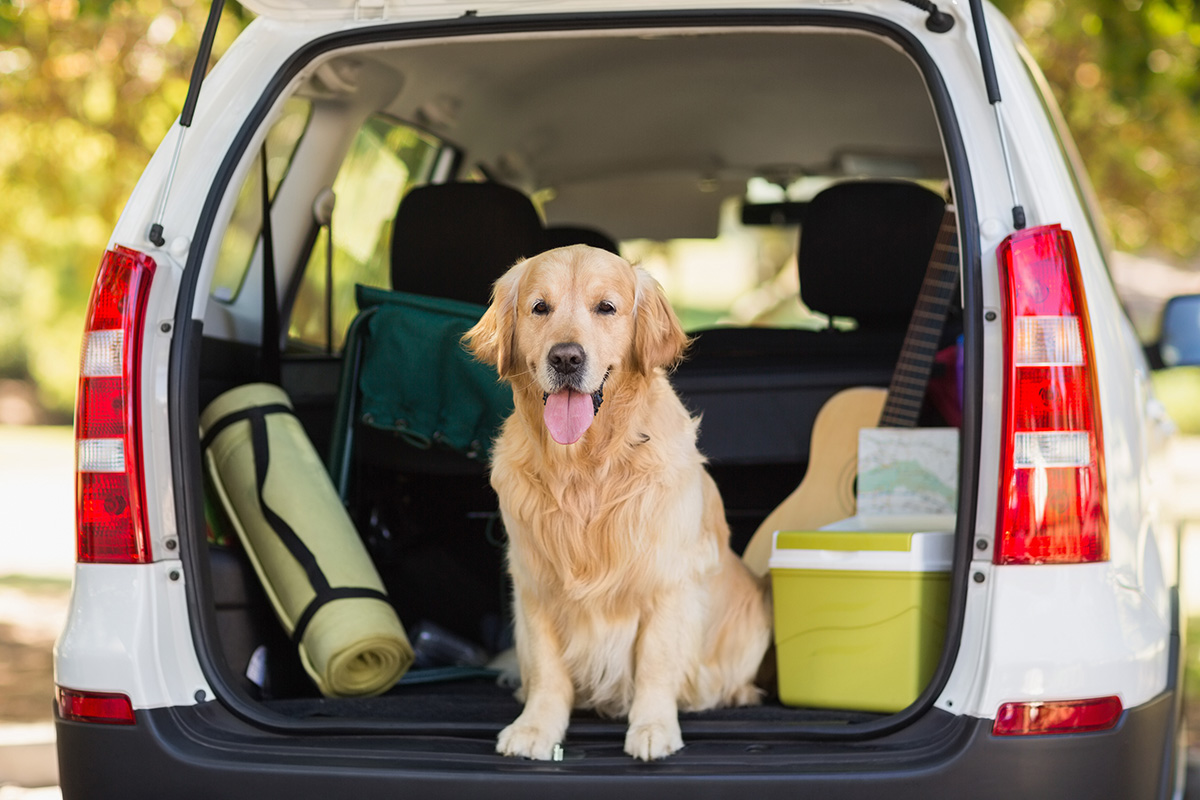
[305,25,945,239]
[237,0,919,23]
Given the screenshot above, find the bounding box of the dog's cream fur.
[464,245,771,761]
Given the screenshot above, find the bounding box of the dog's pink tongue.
[543,389,594,445]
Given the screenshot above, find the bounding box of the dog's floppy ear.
[632,267,689,375]
[464,259,526,379]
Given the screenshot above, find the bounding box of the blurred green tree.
[993,0,1200,260]
[0,0,248,417]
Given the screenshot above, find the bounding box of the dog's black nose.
[548,342,586,375]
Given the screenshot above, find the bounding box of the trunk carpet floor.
[266,677,880,727]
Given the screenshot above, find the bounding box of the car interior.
[195,24,967,733]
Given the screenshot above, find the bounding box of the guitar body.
[741,386,887,577]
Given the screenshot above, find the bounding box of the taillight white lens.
[1012,431,1090,468]
[74,247,156,564]
[996,225,1107,565]
[77,439,126,473]
[81,330,124,378]
[1013,317,1083,365]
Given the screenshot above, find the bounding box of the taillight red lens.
[75,247,156,564]
[992,696,1122,736]
[56,686,136,725]
[996,225,1107,565]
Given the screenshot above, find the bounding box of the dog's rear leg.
[497,591,574,760]
[625,586,699,760]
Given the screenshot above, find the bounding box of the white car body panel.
[55,563,213,709]
[954,564,1170,718]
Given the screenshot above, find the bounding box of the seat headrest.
[390,183,547,306]
[544,225,621,255]
[798,181,946,328]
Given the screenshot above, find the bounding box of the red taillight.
[992,695,1122,736]
[995,225,1107,565]
[56,686,136,726]
[75,246,156,564]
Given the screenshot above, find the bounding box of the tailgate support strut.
[148,0,228,247]
[966,0,1025,230]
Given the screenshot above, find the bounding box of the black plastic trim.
[170,8,981,742]
[55,690,1174,799]
[1156,584,1186,799]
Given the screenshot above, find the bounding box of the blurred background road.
[1,426,74,799]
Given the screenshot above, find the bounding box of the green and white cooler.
[769,515,954,713]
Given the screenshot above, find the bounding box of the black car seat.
[684,180,947,369]
[330,182,549,490]
[328,182,551,651]
[543,224,621,255]
[390,182,548,306]
[794,179,947,362]
[671,180,949,551]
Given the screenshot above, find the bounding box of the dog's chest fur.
[499,438,694,603]
[493,379,712,597]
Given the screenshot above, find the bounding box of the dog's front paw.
[624,719,683,761]
[497,720,561,760]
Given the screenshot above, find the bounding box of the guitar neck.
[878,207,960,429]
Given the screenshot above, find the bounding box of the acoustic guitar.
[742,206,961,577]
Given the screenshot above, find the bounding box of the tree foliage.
[1,0,1198,415]
[993,0,1200,258]
[0,0,247,415]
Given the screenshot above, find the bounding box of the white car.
[57,0,1191,796]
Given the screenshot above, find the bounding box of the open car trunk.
[182,11,981,755]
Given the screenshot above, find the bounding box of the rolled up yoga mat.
[201,383,413,697]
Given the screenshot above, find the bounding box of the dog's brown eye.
[596,300,616,315]
[532,300,549,315]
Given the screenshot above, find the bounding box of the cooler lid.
[769,529,954,573]
[822,513,957,533]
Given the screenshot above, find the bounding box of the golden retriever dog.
[463,245,772,761]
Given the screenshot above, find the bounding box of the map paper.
[857,428,958,516]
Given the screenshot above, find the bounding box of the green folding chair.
[328,284,513,500]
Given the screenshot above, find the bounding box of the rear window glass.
[627,177,945,332]
[210,97,313,302]
[287,116,443,352]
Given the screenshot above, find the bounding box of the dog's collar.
[543,371,609,416]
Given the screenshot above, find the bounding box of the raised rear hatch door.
[235,0,579,21]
